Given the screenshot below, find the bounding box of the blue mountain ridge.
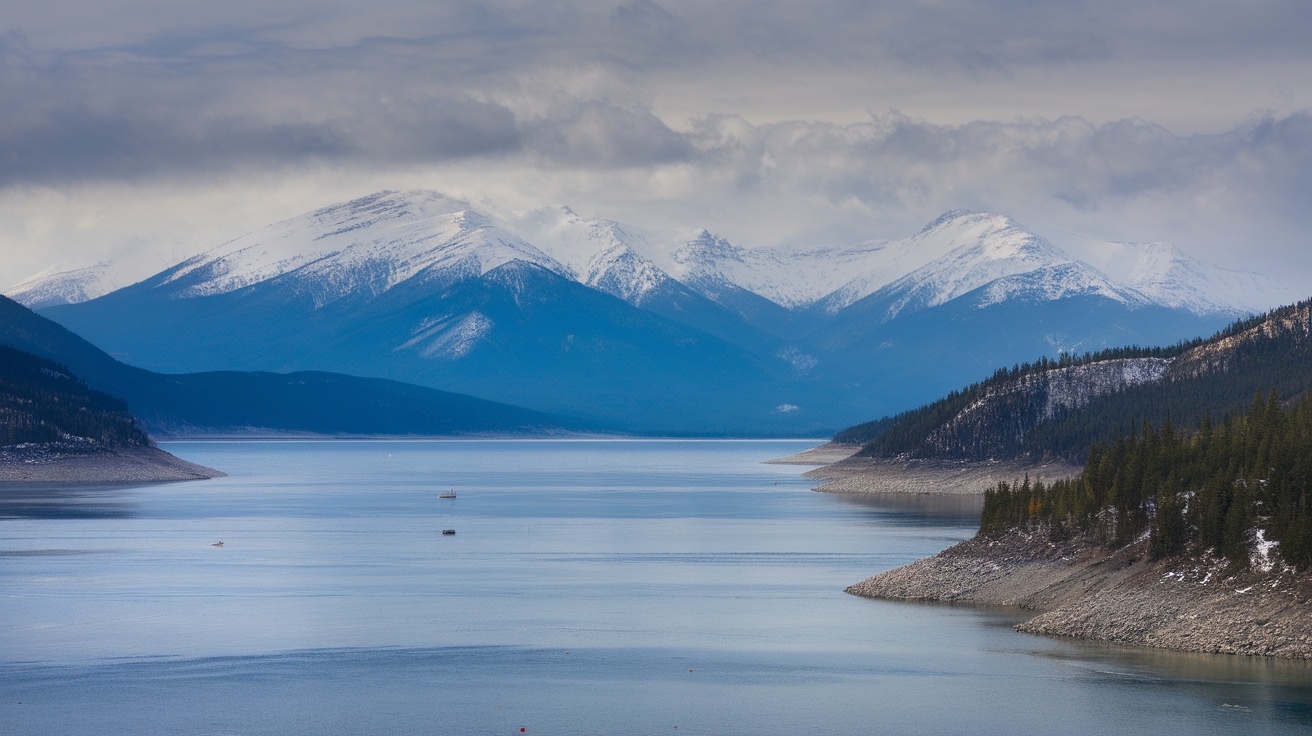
[0,295,586,436]
[32,196,1245,436]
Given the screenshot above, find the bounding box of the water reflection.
[0,483,140,520]
[1047,640,1312,689]
[826,490,985,526]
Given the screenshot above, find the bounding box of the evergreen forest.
[836,298,1312,463]
[0,345,151,449]
[980,391,1312,570]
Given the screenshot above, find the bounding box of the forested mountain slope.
[836,298,1312,462]
[0,345,149,450]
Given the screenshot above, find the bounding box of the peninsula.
[0,345,222,483]
[824,298,1312,659]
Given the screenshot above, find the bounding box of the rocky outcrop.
[847,531,1312,659]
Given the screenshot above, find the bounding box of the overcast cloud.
[2,1,1311,289]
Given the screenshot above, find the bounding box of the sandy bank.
[0,445,225,483]
[804,456,1081,495]
[763,442,861,465]
[847,531,1312,659]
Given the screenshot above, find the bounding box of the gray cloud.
[2,1,1312,289]
[5,1,1312,189]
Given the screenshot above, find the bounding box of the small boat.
[441,529,456,535]
[211,541,224,547]
[438,490,457,499]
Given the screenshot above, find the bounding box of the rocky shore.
[847,530,1312,659]
[803,451,1080,495]
[0,444,224,483]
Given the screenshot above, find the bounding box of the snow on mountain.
[4,262,127,309]
[399,311,496,360]
[158,191,568,304]
[927,356,1173,452]
[818,211,1144,317]
[17,191,1294,323]
[669,210,1294,319]
[669,230,901,309]
[672,211,1153,317]
[1055,237,1302,316]
[503,206,673,306]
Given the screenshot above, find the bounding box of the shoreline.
[786,443,1312,659]
[0,445,225,483]
[846,530,1312,659]
[803,453,1081,496]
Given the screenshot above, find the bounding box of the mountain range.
[10,190,1301,435]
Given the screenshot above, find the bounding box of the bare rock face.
[847,531,1312,660]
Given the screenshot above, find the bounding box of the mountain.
[821,211,1146,319]
[504,205,672,306]
[0,295,582,436]
[18,191,1297,435]
[5,262,127,310]
[672,210,1294,319]
[1052,236,1304,317]
[835,297,1312,462]
[35,192,817,434]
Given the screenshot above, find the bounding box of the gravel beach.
[0,445,224,483]
[847,530,1312,659]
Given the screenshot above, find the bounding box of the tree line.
[0,345,151,448]
[980,390,1312,570]
[835,298,1312,464]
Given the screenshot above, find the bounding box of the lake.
[2,439,1310,735]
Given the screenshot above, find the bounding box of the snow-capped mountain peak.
[813,210,1135,316]
[671,231,907,309]
[1055,237,1303,317]
[10,193,1298,323]
[504,205,674,306]
[4,261,126,310]
[156,191,567,304]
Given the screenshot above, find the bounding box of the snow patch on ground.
[399,311,494,359]
[1252,529,1278,573]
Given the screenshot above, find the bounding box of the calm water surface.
[1,440,1310,735]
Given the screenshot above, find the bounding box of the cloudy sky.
[2,0,1311,291]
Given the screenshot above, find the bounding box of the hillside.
[835,297,1312,462]
[0,295,585,437]
[0,346,149,449]
[0,346,222,482]
[847,389,1312,659]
